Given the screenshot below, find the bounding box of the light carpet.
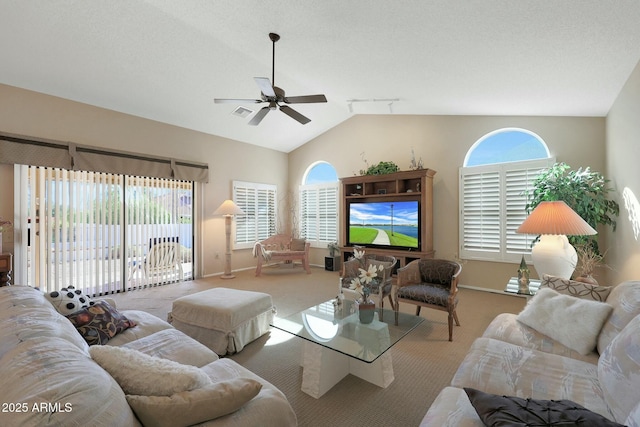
[110,264,526,427]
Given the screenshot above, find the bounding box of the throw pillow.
[290,238,306,251]
[126,378,262,427]
[464,387,624,426]
[89,345,211,396]
[66,300,136,345]
[541,274,612,301]
[516,287,613,355]
[45,285,94,315]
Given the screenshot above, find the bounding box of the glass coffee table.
[271,298,424,398]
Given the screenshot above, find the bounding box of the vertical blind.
[300,182,339,245]
[18,165,193,295]
[233,181,277,248]
[459,158,553,262]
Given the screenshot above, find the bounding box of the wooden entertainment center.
[340,169,436,268]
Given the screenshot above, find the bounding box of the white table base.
[301,340,394,398]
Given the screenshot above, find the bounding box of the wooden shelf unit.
[340,169,436,266]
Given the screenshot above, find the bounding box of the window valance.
[0,132,209,183]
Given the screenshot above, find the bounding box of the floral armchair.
[341,252,397,312]
[394,258,462,341]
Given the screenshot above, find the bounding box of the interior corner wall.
[289,114,606,292]
[0,84,288,279]
[606,59,640,285]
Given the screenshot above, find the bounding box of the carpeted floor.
[110,264,526,427]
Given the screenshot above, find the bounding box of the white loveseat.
[421,278,640,426]
[0,285,297,426]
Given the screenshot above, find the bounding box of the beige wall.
[0,84,288,279]
[289,114,606,291]
[606,59,640,284]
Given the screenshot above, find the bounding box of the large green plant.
[524,162,619,253]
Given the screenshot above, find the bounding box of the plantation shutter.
[233,181,277,248]
[460,158,553,262]
[300,182,339,245]
[460,168,501,256]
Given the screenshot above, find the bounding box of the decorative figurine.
[517,255,530,294]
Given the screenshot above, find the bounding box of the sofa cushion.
[597,281,640,354]
[126,378,262,427]
[67,300,137,345]
[541,274,612,301]
[105,309,174,346]
[419,386,485,426]
[0,337,139,426]
[451,337,612,419]
[122,328,218,367]
[482,313,600,363]
[290,238,306,251]
[598,313,640,423]
[90,345,211,396]
[464,387,623,426]
[516,287,613,355]
[44,285,94,315]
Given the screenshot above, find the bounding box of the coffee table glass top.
[271,299,424,363]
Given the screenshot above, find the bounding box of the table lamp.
[213,199,245,279]
[516,200,597,279]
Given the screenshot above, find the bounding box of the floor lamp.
[516,200,597,279]
[213,200,245,279]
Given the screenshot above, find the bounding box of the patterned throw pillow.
[540,274,612,301]
[45,285,94,315]
[66,300,136,345]
[464,387,624,426]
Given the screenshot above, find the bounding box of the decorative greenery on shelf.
[524,162,620,254]
[360,161,400,176]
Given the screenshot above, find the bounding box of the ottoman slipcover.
[169,287,274,355]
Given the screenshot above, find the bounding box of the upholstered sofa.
[0,285,297,426]
[421,277,640,426]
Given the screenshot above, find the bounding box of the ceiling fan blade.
[279,105,311,125]
[284,94,327,104]
[214,98,262,104]
[254,77,276,98]
[248,106,270,126]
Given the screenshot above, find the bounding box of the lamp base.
[220,274,236,280]
[531,234,577,279]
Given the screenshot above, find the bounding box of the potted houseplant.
[524,162,619,255]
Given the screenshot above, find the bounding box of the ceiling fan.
[214,32,327,126]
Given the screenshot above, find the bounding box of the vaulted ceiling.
[2,1,640,152]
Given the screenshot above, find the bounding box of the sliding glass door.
[15,165,193,295]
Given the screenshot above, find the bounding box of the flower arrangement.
[0,217,12,233]
[327,241,340,257]
[348,249,383,303]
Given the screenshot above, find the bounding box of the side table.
[0,253,12,286]
[504,277,541,297]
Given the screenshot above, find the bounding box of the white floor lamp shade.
[213,200,245,279]
[516,201,597,279]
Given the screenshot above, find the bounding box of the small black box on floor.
[325,256,340,272]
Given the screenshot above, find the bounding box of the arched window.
[460,128,553,262]
[300,162,339,247]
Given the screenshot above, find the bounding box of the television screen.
[348,200,419,250]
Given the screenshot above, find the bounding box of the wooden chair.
[394,258,462,341]
[341,253,397,313]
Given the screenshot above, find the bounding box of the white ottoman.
[168,287,274,355]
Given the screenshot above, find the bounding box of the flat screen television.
[347,200,420,251]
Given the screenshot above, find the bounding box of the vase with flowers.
[0,217,12,254]
[348,255,384,324]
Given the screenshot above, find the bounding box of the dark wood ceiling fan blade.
[248,106,270,126]
[214,98,262,104]
[284,94,327,104]
[254,77,276,98]
[279,105,311,125]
